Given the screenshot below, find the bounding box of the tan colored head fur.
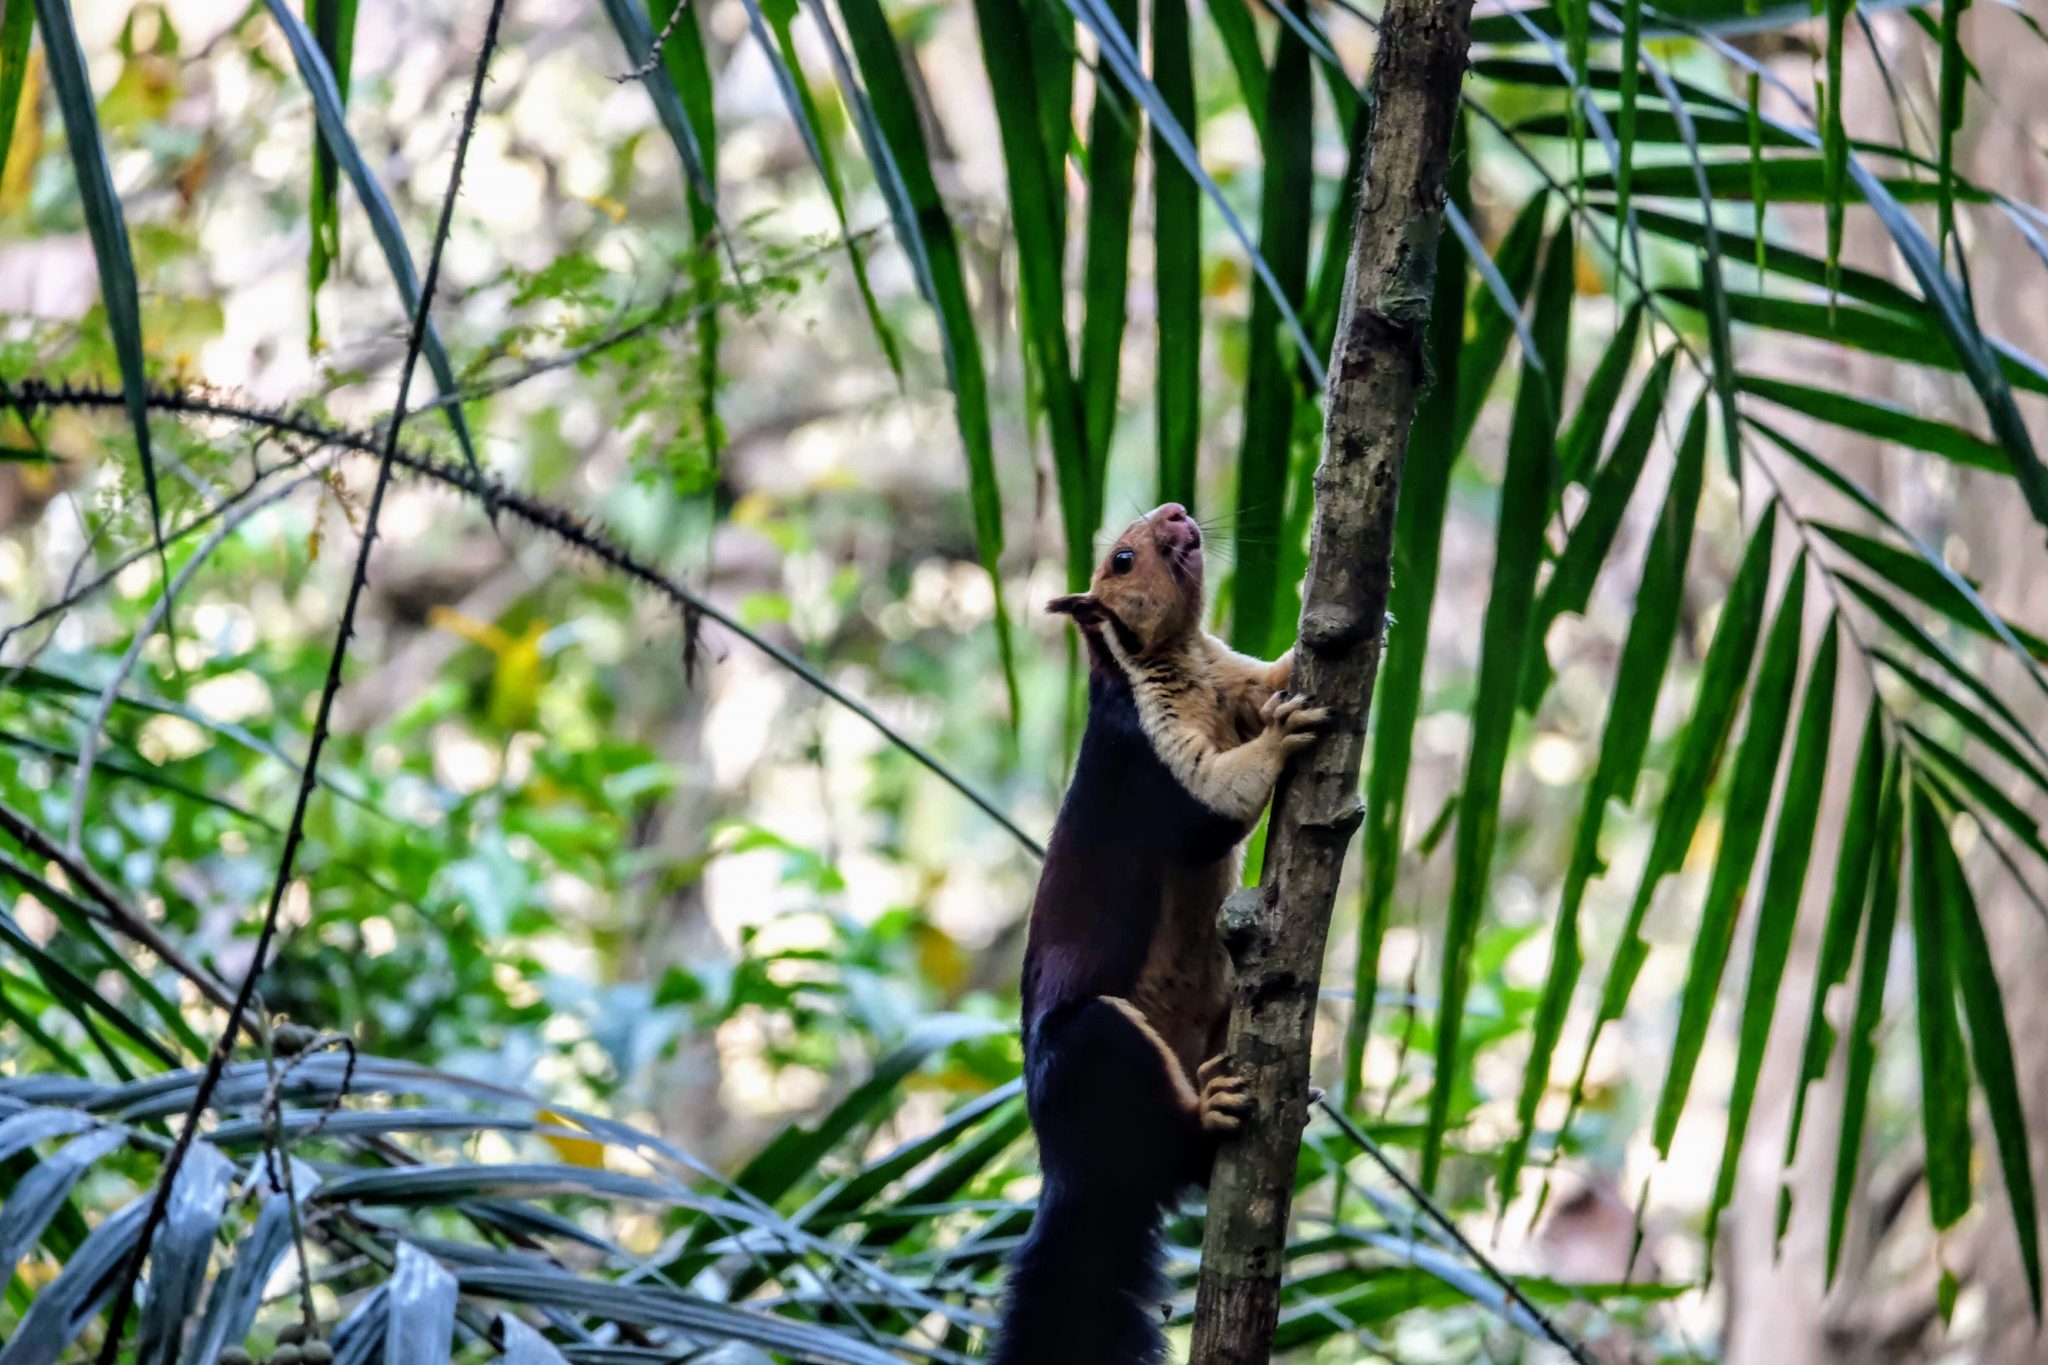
[1046,503,1204,656]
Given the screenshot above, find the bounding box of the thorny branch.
[93,2,513,1353]
[614,0,694,82]
[5,376,1044,859]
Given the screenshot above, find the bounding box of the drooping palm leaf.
[972,0,1093,587]
[1565,510,1779,1136]
[33,0,164,595]
[0,0,34,189]
[303,0,358,347]
[1651,557,1809,1154]
[1931,785,2043,1312]
[1702,624,1837,1257]
[1077,0,1137,481]
[1499,393,1710,1210]
[1228,3,1316,656]
[825,0,1021,716]
[1822,753,1903,1280]
[751,0,904,380]
[1151,0,1199,509]
[1906,780,1973,1232]
[1423,226,1576,1190]
[643,0,724,468]
[259,0,481,473]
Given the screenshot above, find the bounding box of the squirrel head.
[1046,503,1204,656]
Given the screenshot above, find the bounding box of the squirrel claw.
[1195,1056,1254,1133]
[1260,691,1331,742]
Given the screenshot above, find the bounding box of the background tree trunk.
[1187,2,1475,1357]
[1952,14,2048,1355]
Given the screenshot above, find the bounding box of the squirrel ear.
[1046,593,1103,624]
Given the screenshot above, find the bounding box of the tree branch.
[1189,0,1476,1357]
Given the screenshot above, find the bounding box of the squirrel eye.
[1111,548,1136,575]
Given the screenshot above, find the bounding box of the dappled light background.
[3,0,2048,1360]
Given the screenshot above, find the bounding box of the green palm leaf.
[1824,754,1903,1279]
[1653,558,1809,1155]
[829,0,1019,715]
[1931,786,2043,1312]
[1500,392,1710,1210]
[34,0,165,598]
[1423,226,1576,1190]
[1566,510,1779,1136]
[260,0,481,474]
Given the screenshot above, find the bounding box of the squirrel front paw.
[1259,691,1330,754]
[1194,1055,1253,1133]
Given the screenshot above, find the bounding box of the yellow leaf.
[922,1062,995,1095]
[914,922,970,994]
[538,1110,607,1169]
[1575,250,1606,297]
[488,621,548,731]
[17,1255,59,1289]
[174,143,212,206]
[428,606,514,656]
[730,491,777,527]
[1205,256,1244,298]
[430,610,549,730]
[1,52,43,214]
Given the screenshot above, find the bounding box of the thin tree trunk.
[1954,21,2048,1349]
[1187,2,1474,1357]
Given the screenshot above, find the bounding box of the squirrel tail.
[988,1175,1171,1365]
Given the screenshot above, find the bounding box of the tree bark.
[1947,18,2048,1356]
[1187,2,1474,1358]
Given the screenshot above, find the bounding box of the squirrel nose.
[1155,503,1189,523]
